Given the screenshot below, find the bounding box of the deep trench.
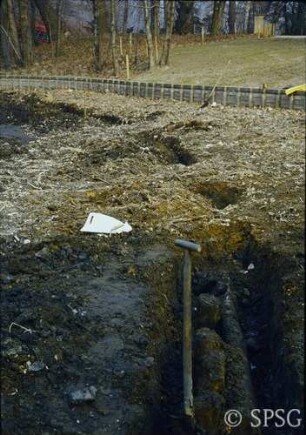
[149,244,303,435]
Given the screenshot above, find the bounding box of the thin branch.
[0,25,22,61]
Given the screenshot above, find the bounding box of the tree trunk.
[19,0,33,66]
[144,0,155,68]
[293,1,306,35]
[211,0,226,37]
[30,0,37,44]
[55,0,64,56]
[93,0,104,71]
[122,0,129,33]
[110,0,119,76]
[243,1,252,34]
[175,0,194,34]
[7,0,21,59]
[160,0,175,66]
[153,0,160,63]
[228,0,236,34]
[153,0,160,35]
[0,0,11,69]
[282,2,288,34]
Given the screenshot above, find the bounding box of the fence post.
[154,35,159,62]
[119,36,123,56]
[201,27,205,45]
[126,54,130,80]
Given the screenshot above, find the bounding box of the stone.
[78,251,88,260]
[194,328,224,356]
[194,391,225,435]
[68,386,97,405]
[197,293,221,329]
[143,357,155,368]
[27,361,46,372]
[246,337,260,352]
[242,288,251,298]
[35,246,51,260]
[195,350,226,394]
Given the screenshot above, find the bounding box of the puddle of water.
[0,124,34,143]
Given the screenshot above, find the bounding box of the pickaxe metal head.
[175,239,201,253]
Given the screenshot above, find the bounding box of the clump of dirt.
[0,89,304,434]
[138,131,198,166]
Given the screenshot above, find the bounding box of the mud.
[0,90,304,434]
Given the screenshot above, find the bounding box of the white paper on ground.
[80,212,132,234]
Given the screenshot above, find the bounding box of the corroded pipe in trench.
[175,239,201,417]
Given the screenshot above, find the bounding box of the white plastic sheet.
[81,213,132,234]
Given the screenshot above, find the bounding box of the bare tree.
[93,0,105,71]
[144,0,155,68]
[175,0,194,34]
[122,0,129,33]
[110,0,119,76]
[228,0,236,34]
[211,0,226,36]
[243,1,252,33]
[0,0,12,69]
[0,0,22,68]
[160,0,175,66]
[19,0,33,66]
[7,0,21,58]
[293,1,306,35]
[153,0,160,36]
[152,0,160,62]
[55,0,64,56]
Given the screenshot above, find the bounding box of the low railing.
[0,74,304,110]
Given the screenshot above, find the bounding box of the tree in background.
[92,0,105,71]
[211,0,226,36]
[0,2,12,69]
[243,1,252,33]
[291,1,306,35]
[175,0,194,34]
[0,0,22,68]
[228,0,236,34]
[121,0,129,33]
[19,0,33,66]
[160,0,175,65]
[55,0,64,56]
[144,0,155,68]
[152,0,160,63]
[110,0,119,76]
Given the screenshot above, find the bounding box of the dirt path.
[0,90,304,434]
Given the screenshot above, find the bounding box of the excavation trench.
[147,242,304,435]
[1,235,303,435]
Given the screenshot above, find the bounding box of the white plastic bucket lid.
[81,212,132,234]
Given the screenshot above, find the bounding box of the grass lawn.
[135,37,306,88]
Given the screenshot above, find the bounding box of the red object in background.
[35,20,49,43]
